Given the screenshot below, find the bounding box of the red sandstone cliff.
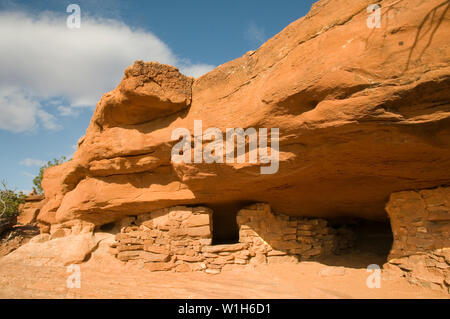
[37,0,450,228]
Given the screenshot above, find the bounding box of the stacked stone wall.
[386,187,450,292]
[237,203,355,264]
[110,203,355,273]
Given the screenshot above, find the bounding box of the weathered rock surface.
[37,0,450,228]
[2,232,102,266]
[385,186,450,292]
[17,194,45,225]
[387,187,450,258]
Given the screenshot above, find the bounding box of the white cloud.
[38,109,62,130]
[0,88,39,132]
[180,64,215,78]
[57,105,80,117]
[20,158,46,167]
[245,22,266,47]
[0,11,215,133]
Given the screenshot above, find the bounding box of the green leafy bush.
[33,156,68,194]
[0,181,26,234]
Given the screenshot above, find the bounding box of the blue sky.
[0,0,315,192]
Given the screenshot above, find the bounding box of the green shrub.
[0,181,26,234]
[32,156,68,194]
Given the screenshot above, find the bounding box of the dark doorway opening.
[99,221,116,232]
[209,202,248,245]
[321,217,394,268]
[352,219,394,260]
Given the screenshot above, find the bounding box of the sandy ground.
[0,249,448,299]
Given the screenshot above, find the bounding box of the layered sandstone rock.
[385,187,450,292]
[36,0,450,229]
[17,193,45,225]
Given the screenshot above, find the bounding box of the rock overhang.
[36,0,450,227]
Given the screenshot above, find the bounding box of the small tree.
[0,180,26,234]
[33,156,68,194]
